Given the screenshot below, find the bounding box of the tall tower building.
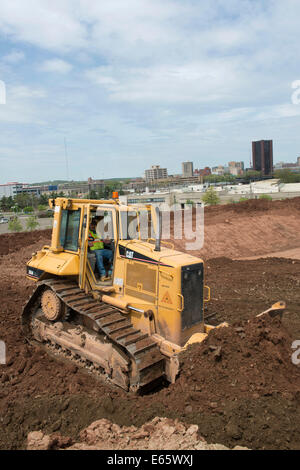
[252,140,273,176]
[182,161,194,178]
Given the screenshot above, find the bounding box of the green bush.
[202,187,220,205]
[239,197,249,202]
[26,216,39,231]
[185,199,194,206]
[23,206,34,213]
[8,216,23,232]
[274,170,300,183]
[258,194,272,200]
[38,212,53,218]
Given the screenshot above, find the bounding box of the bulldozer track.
[22,278,166,392]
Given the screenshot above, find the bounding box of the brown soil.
[0,229,52,256]
[205,257,300,338]
[1,199,300,451]
[172,197,300,259]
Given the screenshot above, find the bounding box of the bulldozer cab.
[75,201,153,289]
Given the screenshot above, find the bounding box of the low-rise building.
[194,167,211,177]
[274,160,300,172]
[228,161,244,176]
[211,165,230,175]
[145,165,168,182]
[0,182,23,198]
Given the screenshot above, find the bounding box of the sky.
[0,0,300,183]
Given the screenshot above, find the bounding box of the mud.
[1,198,300,450]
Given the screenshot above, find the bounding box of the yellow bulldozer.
[21,196,220,391]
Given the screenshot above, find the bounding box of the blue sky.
[0,0,300,183]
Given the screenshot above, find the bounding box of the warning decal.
[161,291,172,304]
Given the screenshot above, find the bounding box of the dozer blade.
[256,301,286,319]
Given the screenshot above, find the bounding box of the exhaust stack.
[154,206,162,252]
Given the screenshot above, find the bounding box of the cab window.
[93,209,115,240]
[120,211,139,240]
[119,209,149,240]
[60,209,81,251]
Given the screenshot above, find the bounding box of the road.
[0,217,53,234]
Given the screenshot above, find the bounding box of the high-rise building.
[182,161,193,178]
[252,140,273,176]
[145,165,168,182]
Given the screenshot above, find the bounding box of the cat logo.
[161,291,172,304]
[126,250,134,259]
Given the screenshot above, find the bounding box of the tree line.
[0,184,125,213]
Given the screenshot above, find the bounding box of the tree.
[14,193,33,209]
[0,196,14,211]
[8,216,23,232]
[274,169,300,184]
[204,174,236,184]
[202,187,220,205]
[26,216,39,231]
[38,194,49,206]
[185,199,194,206]
[243,170,261,181]
[12,204,20,213]
[23,206,34,213]
[89,190,98,199]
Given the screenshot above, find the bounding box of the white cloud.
[85,60,242,104]
[40,59,73,74]
[1,1,300,181]
[2,50,25,63]
[0,0,87,52]
[10,85,47,99]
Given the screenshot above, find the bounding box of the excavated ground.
[1,199,300,450]
[27,417,241,450]
[173,197,300,259]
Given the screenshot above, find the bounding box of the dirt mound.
[205,257,300,337]
[170,197,300,259]
[0,229,51,256]
[20,316,300,451]
[178,316,299,403]
[27,417,241,450]
[206,196,300,216]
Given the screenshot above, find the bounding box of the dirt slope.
[0,229,51,256]
[172,198,300,259]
